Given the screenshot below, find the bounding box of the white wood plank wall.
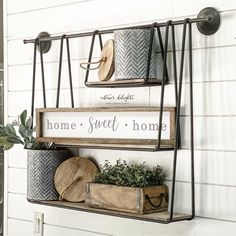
[4,0,236,235]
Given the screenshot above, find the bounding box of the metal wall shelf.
[29,200,192,224]
[85,78,163,88]
[23,7,221,224]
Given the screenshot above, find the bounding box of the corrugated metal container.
[114,29,157,80]
[27,150,70,200]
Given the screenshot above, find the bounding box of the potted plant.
[85,160,168,214]
[0,110,71,201]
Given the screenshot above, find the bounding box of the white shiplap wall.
[4,0,236,235]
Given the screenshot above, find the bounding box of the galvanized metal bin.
[114,29,157,80]
[27,150,70,201]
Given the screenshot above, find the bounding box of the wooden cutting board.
[54,157,99,202]
[98,39,115,81]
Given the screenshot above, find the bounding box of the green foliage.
[0,110,54,150]
[93,160,167,188]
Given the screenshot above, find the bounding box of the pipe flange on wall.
[37,32,51,54]
[196,7,221,35]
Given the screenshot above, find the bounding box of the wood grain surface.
[54,157,99,202]
[85,183,168,214]
[36,107,176,149]
[98,39,115,81]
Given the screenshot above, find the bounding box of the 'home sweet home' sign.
[36,107,176,149]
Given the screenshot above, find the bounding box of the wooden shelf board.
[54,142,175,151]
[85,78,164,88]
[29,200,192,224]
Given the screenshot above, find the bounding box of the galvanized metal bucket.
[114,29,157,80]
[27,150,70,201]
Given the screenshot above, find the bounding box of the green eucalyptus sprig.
[93,160,167,188]
[0,110,54,150]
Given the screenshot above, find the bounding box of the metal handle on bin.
[80,57,106,70]
[145,193,164,208]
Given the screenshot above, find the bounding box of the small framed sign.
[36,107,176,150]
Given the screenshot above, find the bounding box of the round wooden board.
[98,39,115,81]
[54,157,99,202]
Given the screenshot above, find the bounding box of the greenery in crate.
[0,110,54,150]
[93,160,167,188]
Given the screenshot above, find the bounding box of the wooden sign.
[36,107,176,149]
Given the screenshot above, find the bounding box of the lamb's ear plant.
[0,110,54,150]
[93,159,167,188]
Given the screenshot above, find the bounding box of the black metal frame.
[30,34,75,122]
[79,19,194,223]
[23,7,221,224]
[83,23,171,88]
[24,7,220,44]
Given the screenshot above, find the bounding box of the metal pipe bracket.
[197,7,220,35]
[37,32,51,53]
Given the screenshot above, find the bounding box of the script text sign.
[36,107,175,149]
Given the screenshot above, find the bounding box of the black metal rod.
[157,25,169,84]
[84,31,97,85]
[156,26,164,58]
[188,22,195,219]
[31,41,37,122]
[169,18,188,221]
[156,22,171,149]
[171,25,181,147]
[56,143,175,152]
[66,38,74,108]
[56,35,65,108]
[171,25,178,110]
[23,17,210,44]
[145,23,156,83]
[98,33,103,50]
[39,43,47,108]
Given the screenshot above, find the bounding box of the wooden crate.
[85,183,168,214]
